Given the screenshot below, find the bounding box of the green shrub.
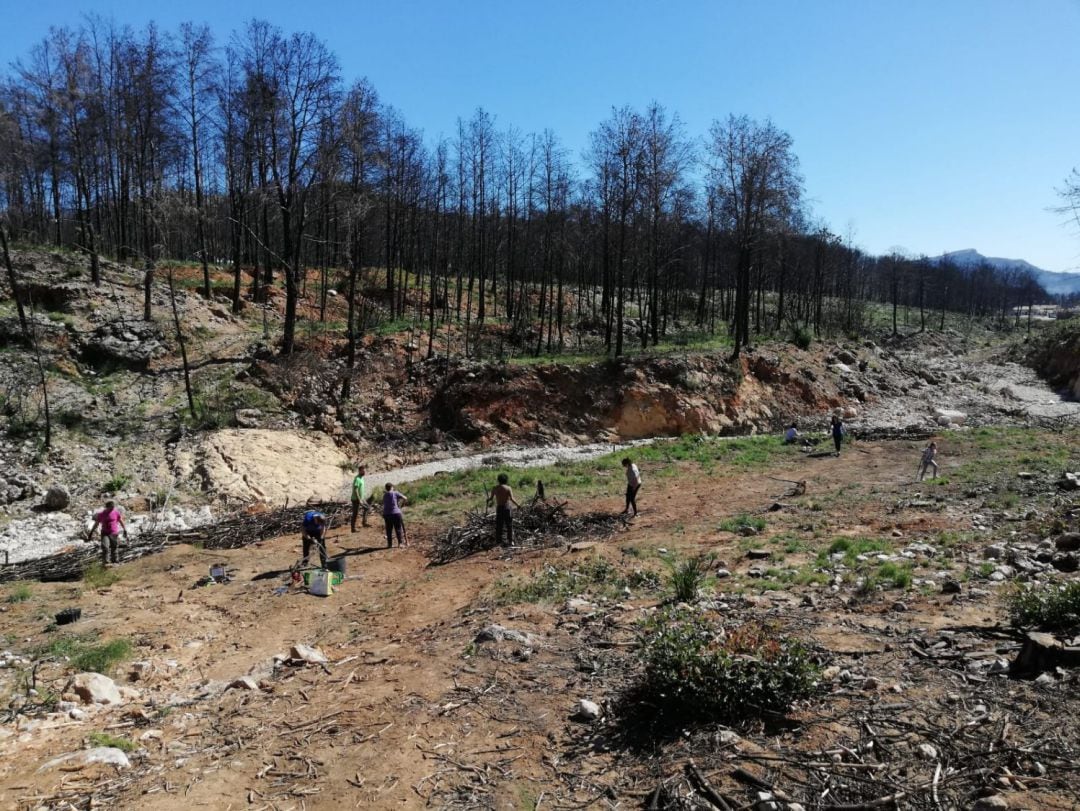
[492,557,659,604]
[1008,582,1080,630]
[718,514,766,534]
[5,584,32,603]
[83,561,122,589]
[45,637,132,674]
[101,473,130,494]
[791,327,813,350]
[667,555,712,602]
[88,732,136,752]
[634,607,820,724]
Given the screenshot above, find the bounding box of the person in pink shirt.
[86,500,128,565]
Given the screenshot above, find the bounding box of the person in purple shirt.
[382,483,408,548]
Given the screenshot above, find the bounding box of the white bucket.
[308,569,333,597]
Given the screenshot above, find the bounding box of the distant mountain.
[934,249,1080,297]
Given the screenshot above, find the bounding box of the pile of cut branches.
[430,498,628,565]
[0,501,348,583]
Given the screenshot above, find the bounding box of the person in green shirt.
[350,464,370,531]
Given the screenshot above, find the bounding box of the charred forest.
[0,18,1050,363]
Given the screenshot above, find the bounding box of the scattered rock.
[1052,552,1079,573]
[228,676,259,691]
[746,548,771,560]
[941,579,962,595]
[568,541,598,553]
[916,743,938,760]
[288,644,328,665]
[564,597,598,614]
[1011,631,1080,676]
[983,544,1006,560]
[1055,532,1080,552]
[715,568,732,579]
[1058,472,1080,491]
[234,408,263,429]
[575,699,602,721]
[72,673,122,706]
[971,796,1008,810]
[40,484,70,511]
[475,625,541,647]
[129,661,153,682]
[38,747,131,772]
[717,729,741,745]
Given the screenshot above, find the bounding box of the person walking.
[830,414,845,456]
[622,457,642,517]
[487,473,520,546]
[86,500,128,565]
[382,483,408,548]
[918,441,939,481]
[350,464,369,531]
[300,509,328,568]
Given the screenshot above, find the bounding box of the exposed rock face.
[171,429,350,504]
[431,352,840,443]
[80,321,168,371]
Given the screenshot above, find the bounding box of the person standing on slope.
[622,457,642,517]
[350,464,370,531]
[830,414,845,456]
[919,441,939,480]
[487,473,520,546]
[86,500,128,565]
[382,483,408,548]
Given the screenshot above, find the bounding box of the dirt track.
[3,432,1078,809]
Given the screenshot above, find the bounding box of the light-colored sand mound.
[173,429,350,505]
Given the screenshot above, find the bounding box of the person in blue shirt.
[301,510,328,568]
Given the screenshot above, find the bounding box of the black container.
[326,557,346,576]
[55,607,82,625]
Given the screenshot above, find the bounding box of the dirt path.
[0,438,976,809]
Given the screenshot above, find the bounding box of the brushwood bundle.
[430,498,629,565]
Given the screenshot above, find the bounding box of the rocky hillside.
[2,248,1078,565]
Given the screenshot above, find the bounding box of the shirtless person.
[487,473,520,547]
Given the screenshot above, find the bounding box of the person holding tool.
[300,509,328,568]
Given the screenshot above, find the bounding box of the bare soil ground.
[1,428,1078,809]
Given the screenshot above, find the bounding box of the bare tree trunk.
[27,292,51,450]
[143,262,154,321]
[167,270,197,422]
[0,225,29,341]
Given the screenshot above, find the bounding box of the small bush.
[791,327,813,350]
[45,636,132,674]
[718,514,766,534]
[101,473,130,494]
[88,732,136,752]
[1008,582,1080,630]
[492,557,660,604]
[6,584,32,603]
[83,561,122,589]
[667,555,712,602]
[634,608,820,725]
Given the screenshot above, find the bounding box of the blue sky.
[7,0,1080,272]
